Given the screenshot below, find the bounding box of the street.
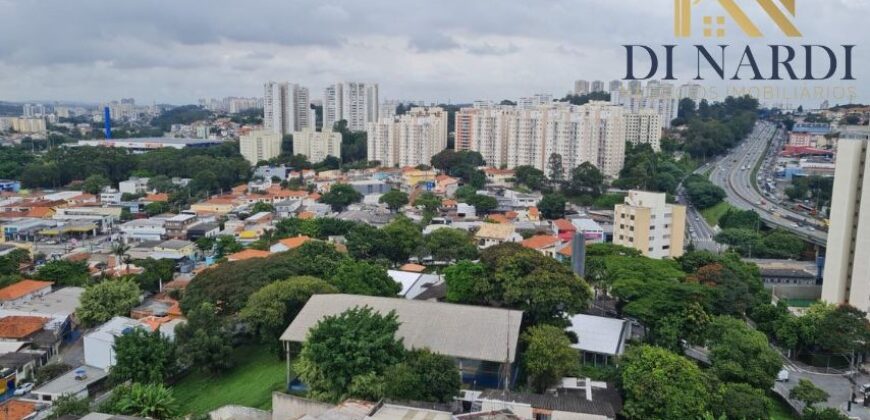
[708,122,828,247]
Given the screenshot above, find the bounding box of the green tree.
[514,165,546,191]
[380,217,423,264]
[706,316,782,389]
[82,174,111,194]
[547,153,564,184]
[801,407,850,420]
[147,175,174,193]
[330,259,400,296]
[465,194,498,214]
[684,175,726,209]
[174,302,234,374]
[379,189,409,213]
[35,362,72,385]
[240,276,339,344]
[814,304,870,371]
[383,349,461,403]
[294,307,406,402]
[134,258,176,292]
[414,191,442,216]
[36,260,90,286]
[111,328,177,384]
[566,162,605,197]
[424,228,478,262]
[711,383,769,420]
[538,194,566,220]
[444,261,489,304]
[251,201,276,214]
[493,249,592,326]
[102,383,180,420]
[789,379,829,408]
[76,279,141,327]
[144,201,170,216]
[523,324,579,392]
[621,345,711,420]
[320,184,363,212]
[47,395,90,419]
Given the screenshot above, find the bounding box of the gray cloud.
[0,0,866,105]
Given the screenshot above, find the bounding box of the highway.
[678,160,726,253]
[708,121,828,247]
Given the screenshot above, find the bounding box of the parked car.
[14,382,34,396]
[776,369,790,382]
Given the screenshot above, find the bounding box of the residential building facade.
[822,129,870,312]
[323,82,379,131]
[292,129,342,163]
[264,81,310,135]
[454,101,627,178]
[613,190,686,259]
[240,130,283,165]
[624,109,663,151]
[366,107,448,167]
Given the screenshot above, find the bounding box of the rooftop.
[0,315,48,338]
[281,294,523,363]
[566,314,629,356]
[0,279,54,301]
[227,249,271,261]
[33,364,108,396]
[521,235,560,250]
[0,399,36,420]
[478,389,616,418]
[276,235,311,250]
[475,223,516,241]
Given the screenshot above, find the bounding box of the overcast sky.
[0,0,866,106]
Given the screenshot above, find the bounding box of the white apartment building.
[611,87,679,128]
[822,128,870,313]
[574,80,590,96]
[517,94,553,109]
[323,82,379,132]
[678,83,704,102]
[264,82,310,135]
[292,129,342,163]
[591,81,605,93]
[454,101,627,178]
[624,109,663,151]
[613,190,686,259]
[240,130,283,165]
[366,107,448,167]
[609,80,623,92]
[0,117,46,133]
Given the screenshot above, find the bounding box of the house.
[152,239,197,260]
[227,249,270,262]
[520,235,562,258]
[474,380,621,420]
[0,287,84,338]
[0,399,36,420]
[0,352,43,382]
[119,218,166,242]
[190,198,236,215]
[567,217,606,244]
[281,294,523,388]
[552,219,577,242]
[186,222,220,241]
[387,270,445,300]
[484,168,514,187]
[565,314,631,366]
[30,365,108,405]
[0,280,54,307]
[163,214,198,239]
[275,199,302,218]
[270,236,311,253]
[0,315,49,341]
[272,394,453,420]
[83,316,144,370]
[475,223,522,249]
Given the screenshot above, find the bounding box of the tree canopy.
[620,345,711,420]
[523,324,579,393]
[76,279,141,328]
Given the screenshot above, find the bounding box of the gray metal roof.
[565,314,629,356]
[280,294,523,363]
[478,389,616,418]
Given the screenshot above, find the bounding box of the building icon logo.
[674,0,802,38]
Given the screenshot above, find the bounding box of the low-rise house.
[152,239,197,260]
[475,224,522,249]
[281,294,522,388]
[186,222,220,241]
[0,280,54,307]
[119,218,166,242]
[387,270,446,300]
[190,198,236,215]
[0,399,37,420]
[275,199,302,218]
[118,177,150,195]
[484,168,515,187]
[474,379,621,420]
[270,236,312,253]
[163,214,198,239]
[30,365,108,405]
[0,351,42,381]
[0,287,84,338]
[565,314,631,366]
[227,249,270,262]
[520,235,562,258]
[83,316,143,370]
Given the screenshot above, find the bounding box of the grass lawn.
[172,344,287,416]
[768,395,799,420]
[700,201,735,227]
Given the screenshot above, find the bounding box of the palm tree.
[111,242,132,274]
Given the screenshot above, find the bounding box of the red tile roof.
[0,316,48,339]
[277,236,311,250]
[0,280,53,301]
[554,219,576,232]
[227,249,270,261]
[0,400,37,420]
[521,235,560,250]
[399,263,427,273]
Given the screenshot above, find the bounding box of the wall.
[271,393,334,420]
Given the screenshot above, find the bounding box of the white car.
[14,382,34,396]
[776,369,790,382]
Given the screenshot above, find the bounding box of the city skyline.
[1,0,866,105]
